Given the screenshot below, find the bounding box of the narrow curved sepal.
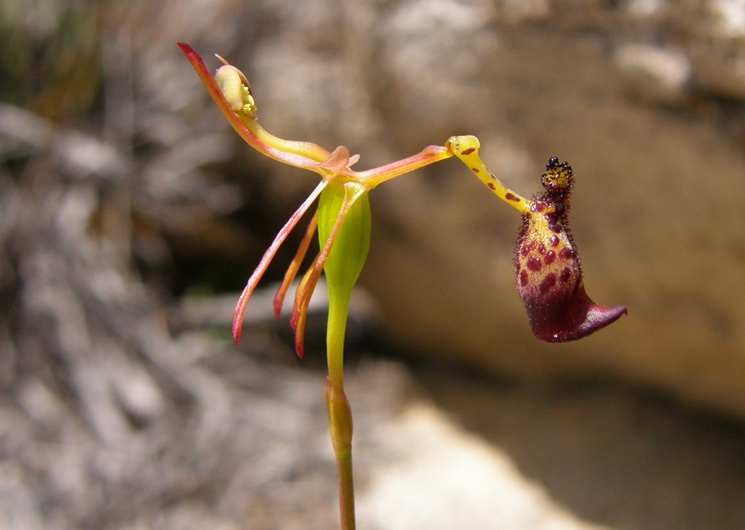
[515,157,627,342]
[231,181,328,345]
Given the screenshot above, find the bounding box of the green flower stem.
[318,184,370,530]
[326,295,355,529]
[325,247,357,530]
[326,285,352,391]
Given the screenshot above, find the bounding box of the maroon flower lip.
[520,275,628,342]
[514,157,627,342]
[448,136,627,343]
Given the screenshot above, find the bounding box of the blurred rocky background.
[2,0,745,528]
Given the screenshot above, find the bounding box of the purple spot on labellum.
[539,274,556,294]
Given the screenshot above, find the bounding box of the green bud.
[317,182,371,297]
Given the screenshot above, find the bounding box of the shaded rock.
[357,403,611,530]
[615,43,692,104]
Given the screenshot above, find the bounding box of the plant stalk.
[325,286,355,530]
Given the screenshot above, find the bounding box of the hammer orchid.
[180,43,626,530]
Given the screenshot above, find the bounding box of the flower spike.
[448,136,627,342]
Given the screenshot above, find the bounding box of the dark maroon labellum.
[514,158,627,342]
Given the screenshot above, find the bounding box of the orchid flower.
[447,135,627,342]
[177,43,452,360]
[180,41,626,529]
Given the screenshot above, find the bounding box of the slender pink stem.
[355,145,452,187]
[232,181,328,343]
[326,379,355,530]
[273,211,319,318]
[289,253,321,359]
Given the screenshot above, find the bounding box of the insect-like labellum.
[514,158,627,342]
[448,135,626,343]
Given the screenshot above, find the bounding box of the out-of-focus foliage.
[0,0,101,121]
